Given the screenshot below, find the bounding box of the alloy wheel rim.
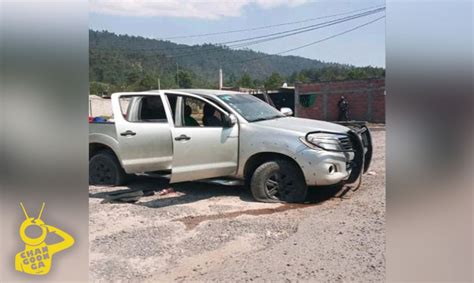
[92,162,114,183]
[265,172,295,200]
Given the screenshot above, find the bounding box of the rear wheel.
[89,151,127,186]
[250,159,307,203]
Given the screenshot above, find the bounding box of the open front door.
[165,93,239,183]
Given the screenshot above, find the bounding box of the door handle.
[174,134,191,141]
[120,130,136,136]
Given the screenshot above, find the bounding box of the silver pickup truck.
[89,89,372,203]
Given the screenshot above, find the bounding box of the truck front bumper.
[296,126,372,186]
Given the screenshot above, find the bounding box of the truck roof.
[145,89,246,99]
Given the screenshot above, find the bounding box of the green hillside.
[89,30,384,95]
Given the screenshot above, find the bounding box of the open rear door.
[112,93,174,174]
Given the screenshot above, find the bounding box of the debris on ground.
[104,189,144,203]
[158,188,175,196]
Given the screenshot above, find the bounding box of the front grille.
[338,136,353,151]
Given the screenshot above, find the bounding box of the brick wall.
[295,78,385,123]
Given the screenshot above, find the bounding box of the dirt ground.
[89,130,385,282]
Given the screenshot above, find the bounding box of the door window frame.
[113,92,173,125]
[164,92,232,128]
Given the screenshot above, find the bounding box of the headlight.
[299,133,345,151]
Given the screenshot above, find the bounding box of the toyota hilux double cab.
[89,89,372,203]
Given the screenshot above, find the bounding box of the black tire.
[250,159,307,203]
[89,150,127,186]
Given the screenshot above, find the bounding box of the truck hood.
[251,117,350,135]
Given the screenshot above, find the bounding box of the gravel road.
[89,130,385,282]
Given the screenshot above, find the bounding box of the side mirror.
[223,114,237,127]
[280,107,293,116]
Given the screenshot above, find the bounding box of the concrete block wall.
[295,78,385,123]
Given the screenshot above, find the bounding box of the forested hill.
[89,29,384,94]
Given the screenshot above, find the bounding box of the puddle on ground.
[174,203,316,230]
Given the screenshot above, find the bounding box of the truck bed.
[89,122,117,140]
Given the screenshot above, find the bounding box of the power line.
[227,8,384,48]
[216,8,384,47]
[159,5,385,40]
[169,8,385,58]
[227,16,385,65]
[145,6,384,54]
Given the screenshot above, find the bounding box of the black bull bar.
[304,124,373,184]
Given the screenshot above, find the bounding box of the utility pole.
[176,62,179,88]
[157,77,161,90]
[219,68,223,90]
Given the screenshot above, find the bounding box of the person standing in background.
[338,96,349,121]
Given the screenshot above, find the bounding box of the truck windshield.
[218,94,285,122]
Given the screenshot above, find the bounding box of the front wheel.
[250,160,307,203]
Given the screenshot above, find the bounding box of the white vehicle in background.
[89,89,372,203]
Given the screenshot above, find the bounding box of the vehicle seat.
[184,105,199,126]
[202,104,222,127]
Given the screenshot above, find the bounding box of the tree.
[89,81,110,96]
[137,74,156,91]
[89,30,385,89]
[226,73,237,87]
[178,70,193,88]
[238,73,254,88]
[288,71,298,83]
[126,71,141,85]
[289,70,313,83]
[264,72,284,90]
[253,79,263,89]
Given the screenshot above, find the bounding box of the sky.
[89,0,386,67]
